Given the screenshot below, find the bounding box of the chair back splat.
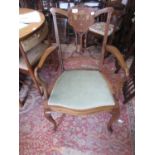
[50,7,114,71]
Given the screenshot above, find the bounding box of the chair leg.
[44,110,57,131]
[107,107,120,132]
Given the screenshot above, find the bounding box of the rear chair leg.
[107,107,120,132]
[44,110,57,131]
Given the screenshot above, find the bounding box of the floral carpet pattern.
[19,46,135,155]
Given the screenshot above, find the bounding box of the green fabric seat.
[48,70,115,109]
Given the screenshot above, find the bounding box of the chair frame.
[35,7,129,132]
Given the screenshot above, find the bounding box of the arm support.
[34,45,58,99]
[105,45,129,77]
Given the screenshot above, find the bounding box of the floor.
[19,45,135,155]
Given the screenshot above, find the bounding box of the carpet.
[19,46,135,155]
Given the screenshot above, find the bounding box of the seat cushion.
[48,70,115,109]
[89,22,114,36]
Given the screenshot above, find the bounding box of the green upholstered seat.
[48,70,115,109]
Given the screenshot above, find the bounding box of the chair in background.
[35,7,129,132]
[88,0,126,47]
[19,13,59,107]
[19,21,49,93]
[88,16,114,44]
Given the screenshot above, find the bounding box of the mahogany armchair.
[34,7,129,132]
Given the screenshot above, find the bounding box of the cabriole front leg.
[107,106,120,132]
[44,110,57,131]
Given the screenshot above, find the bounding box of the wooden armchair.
[34,7,129,132]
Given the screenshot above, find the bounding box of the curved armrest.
[37,45,58,69]
[105,45,129,77]
[34,45,58,99]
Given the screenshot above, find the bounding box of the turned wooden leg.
[44,110,57,131]
[107,107,120,132]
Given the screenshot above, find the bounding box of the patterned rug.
[19,46,135,155]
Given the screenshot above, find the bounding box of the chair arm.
[37,45,58,69]
[105,45,129,77]
[34,45,58,99]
